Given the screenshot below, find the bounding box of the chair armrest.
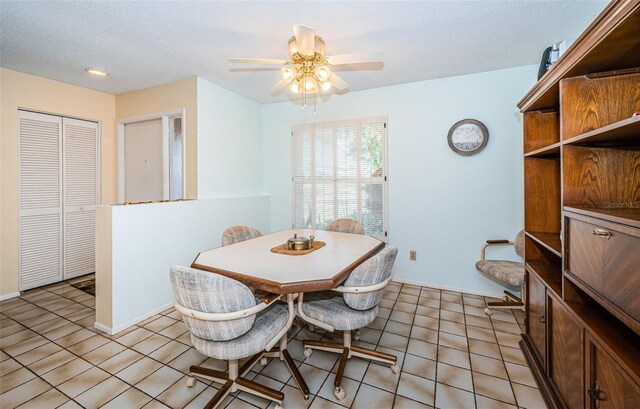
[480,240,514,261]
[331,276,392,294]
[174,293,282,322]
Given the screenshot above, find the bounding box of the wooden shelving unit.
[525,231,562,257]
[564,206,640,229]
[524,142,561,158]
[518,1,640,408]
[563,115,640,146]
[525,262,562,295]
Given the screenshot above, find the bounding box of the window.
[292,117,387,240]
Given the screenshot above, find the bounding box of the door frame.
[116,108,185,203]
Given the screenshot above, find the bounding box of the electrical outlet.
[409,250,416,261]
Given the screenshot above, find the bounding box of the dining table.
[191,228,385,399]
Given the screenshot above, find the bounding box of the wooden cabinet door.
[528,272,547,368]
[549,295,585,409]
[586,336,640,409]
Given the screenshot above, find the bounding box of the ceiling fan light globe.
[316,66,331,82]
[320,80,332,92]
[280,67,295,83]
[290,80,301,94]
[304,76,318,93]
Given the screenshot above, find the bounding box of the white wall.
[95,197,270,333]
[262,65,538,296]
[197,78,264,198]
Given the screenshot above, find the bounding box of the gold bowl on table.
[287,234,315,251]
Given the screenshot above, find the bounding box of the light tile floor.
[0,276,547,409]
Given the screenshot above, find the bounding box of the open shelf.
[560,71,640,141]
[564,206,640,229]
[563,144,640,212]
[518,2,640,111]
[563,115,640,146]
[565,299,640,381]
[524,110,560,154]
[526,261,562,295]
[524,142,561,158]
[525,231,562,257]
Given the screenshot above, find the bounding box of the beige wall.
[116,77,198,199]
[0,68,116,296]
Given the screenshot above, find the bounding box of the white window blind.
[292,117,387,240]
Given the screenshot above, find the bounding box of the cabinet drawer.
[565,213,640,334]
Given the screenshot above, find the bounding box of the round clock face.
[447,119,489,156]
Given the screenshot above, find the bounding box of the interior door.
[19,111,63,290]
[63,117,99,279]
[124,118,164,202]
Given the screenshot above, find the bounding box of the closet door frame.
[18,109,101,291]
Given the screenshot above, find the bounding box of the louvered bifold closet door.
[19,111,63,290]
[63,118,98,279]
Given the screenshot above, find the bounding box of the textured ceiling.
[0,1,607,104]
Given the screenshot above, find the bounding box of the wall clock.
[447,119,489,156]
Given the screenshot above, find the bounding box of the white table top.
[192,229,384,294]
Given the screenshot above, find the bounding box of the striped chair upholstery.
[170,266,256,341]
[302,246,398,330]
[221,225,262,247]
[343,246,398,310]
[325,219,365,235]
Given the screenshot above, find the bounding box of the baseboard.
[94,301,174,335]
[391,277,508,299]
[0,292,21,301]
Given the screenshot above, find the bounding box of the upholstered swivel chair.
[325,218,365,235]
[475,230,525,315]
[170,266,294,409]
[221,225,262,247]
[298,246,399,401]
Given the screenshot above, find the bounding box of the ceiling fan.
[229,25,384,111]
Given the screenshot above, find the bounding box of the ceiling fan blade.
[330,73,350,91]
[229,58,288,65]
[271,79,288,93]
[293,25,315,56]
[327,51,385,66]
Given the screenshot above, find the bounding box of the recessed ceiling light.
[85,68,108,77]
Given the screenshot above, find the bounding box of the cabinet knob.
[592,228,611,239]
[538,316,546,323]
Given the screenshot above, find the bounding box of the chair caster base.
[484,307,492,316]
[334,386,346,401]
[303,348,312,358]
[186,375,196,387]
[391,364,400,374]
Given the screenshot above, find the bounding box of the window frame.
[291,116,388,241]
